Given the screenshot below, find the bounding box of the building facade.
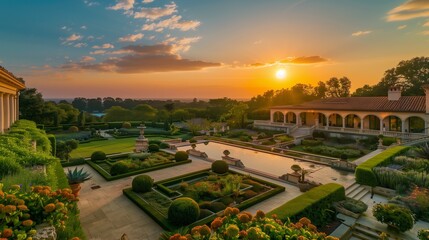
[255,86,429,139]
[0,66,25,133]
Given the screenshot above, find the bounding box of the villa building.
[0,66,25,133]
[254,86,429,140]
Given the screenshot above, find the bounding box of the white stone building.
[0,66,25,133]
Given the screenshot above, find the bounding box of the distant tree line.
[19,56,429,126]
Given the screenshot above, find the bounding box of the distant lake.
[91,113,105,117]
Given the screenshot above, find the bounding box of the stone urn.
[223,150,230,157]
[70,183,82,197]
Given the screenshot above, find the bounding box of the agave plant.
[67,167,91,184]
[416,142,429,159]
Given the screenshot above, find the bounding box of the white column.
[16,92,19,120]
[4,94,10,131]
[0,93,3,133]
[342,115,345,132]
[380,118,384,133]
[283,113,286,124]
[360,117,363,133]
[270,110,273,123]
[9,94,14,125]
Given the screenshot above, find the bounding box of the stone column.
[342,116,345,132]
[0,92,3,133]
[360,117,364,133]
[4,93,10,131]
[296,112,301,126]
[283,113,286,124]
[16,92,20,120]
[269,111,273,123]
[10,94,15,124]
[380,118,384,134]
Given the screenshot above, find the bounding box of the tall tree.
[19,88,45,123]
[325,77,351,98]
[353,57,429,96]
[164,103,175,124]
[72,97,87,111]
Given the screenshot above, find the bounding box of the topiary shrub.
[122,122,131,128]
[148,144,160,152]
[149,139,162,145]
[189,139,197,143]
[91,151,106,161]
[159,142,169,149]
[208,201,226,213]
[373,203,415,232]
[168,197,200,226]
[69,126,79,132]
[199,209,213,220]
[211,160,229,174]
[340,198,368,214]
[174,151,189,162]
[132,175,153,193]
[110,162,129,176]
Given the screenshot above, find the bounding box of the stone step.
[347,185,365,198]
[345,182,360,195]
[353,225,381,240]
[354,189,369,201]
[351,231,378,240]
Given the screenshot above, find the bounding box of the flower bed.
[87,152,192,181]
[123,169,285,230]
[161,207,339,240]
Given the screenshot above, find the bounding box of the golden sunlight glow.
[275,69,287,80]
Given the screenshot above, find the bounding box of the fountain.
[134,124,149,152]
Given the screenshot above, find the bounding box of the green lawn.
[71,136,171,158]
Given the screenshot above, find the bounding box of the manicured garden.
[123,161,285,231]
[87,149,192,181]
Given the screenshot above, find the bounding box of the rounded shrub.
[110,162,129,176]
[189,138,197,143]
[148,144,160,152]
[159,142,169,149]
[373,203,415,232]
[149,139,162,145]
[211,160,229,174]
[174,151,189,162]
[69,126,79,132]
[168,197,200,225]
[91,151,106,161]
[132,175,153,193]
[122,122,131,128]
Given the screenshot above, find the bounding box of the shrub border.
[123,168,285,231]
[87,159,192,181]
[355,146,409,186]
[267,183,345,226]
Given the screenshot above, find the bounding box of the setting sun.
[276,69,287,80]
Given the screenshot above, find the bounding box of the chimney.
[388,86,401,101]
[423,84,429,114]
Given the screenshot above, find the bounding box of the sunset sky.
[1,0,429,99]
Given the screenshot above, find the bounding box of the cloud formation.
[64,34,82,42]
[108,0,135,11]
[351,30,372,36]
[142,15,200,32]
[387,0,429,21]
[62,44,220,73]
[397,25,407,30]
[134,2,177,20]
[118,33,144,42]
[248,56,328,68]
[93,43,115,49]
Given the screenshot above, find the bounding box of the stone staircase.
[347,223,397,240]
[291,126,312,138]
[345,182,369,201]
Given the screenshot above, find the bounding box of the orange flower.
[294,222,303,229]
[6,194,16,200]
[22,219,34,227]
[239,230,248,238]
[0,190,4,197]
[210,217,223,230]
[4,205,17,213]
[16,199,25,205]
[299,217,311,226]
[232,207,240,215]
[199,225,211,236]
[17,205,29,211]
[223,207,234,216]
[2,228,13,238]
[191,226,201,235]
[255,210,265,219]
[308,224,317,232]
[71,238,80,240]
[44,203,56,213]
[238,213,251,223]
[169,234,181,240]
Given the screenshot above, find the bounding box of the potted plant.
[191,143,196,149]
[297,168,310,192]
[291,164,302,174]
[66,167,92,197]
[223,150,230,157]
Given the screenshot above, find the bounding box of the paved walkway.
[353,149,384,165]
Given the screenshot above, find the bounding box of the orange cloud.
[387,0,429,21]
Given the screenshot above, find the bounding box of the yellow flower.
[56,202,65,209]
[44,203,56,213]
[10,184,21,190]
[225,224,239,238]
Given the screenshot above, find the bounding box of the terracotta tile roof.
[271,96,426,113]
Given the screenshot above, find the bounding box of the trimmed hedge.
[47,134,56,156]
[87,159,192,181]
[355,146,410,187]
[124,169,285,230]
[61,158,86,167]
[132,175,153,193]
[268,183,345,226]
[211,160,229,174]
